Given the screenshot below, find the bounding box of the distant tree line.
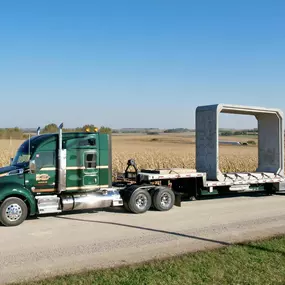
[0,126,263,140]
[0,128,28,139]
[116,128,159,134]
[163,128,191,133]
[112,128,193,134]
[41,124,112,134]
[0,124,113,139]
[220,129,258,136]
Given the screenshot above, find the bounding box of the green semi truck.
[0,103,284,227]
[0,124,180,227]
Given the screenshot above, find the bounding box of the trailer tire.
[152,187,175,211]
[0,197,28,227]
[127,188,152,214]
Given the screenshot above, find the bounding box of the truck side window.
[85,152,97,169]
[65,137,96,149]
[35,151,56,170]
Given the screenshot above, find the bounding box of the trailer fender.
[120,184,152,199]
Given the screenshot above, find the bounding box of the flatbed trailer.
[137,168,285,195]
[113,160,285,212]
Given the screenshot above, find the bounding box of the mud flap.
[174,192,181,207]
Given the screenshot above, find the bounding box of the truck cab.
[0,128,123,226]
[0,125,178,227]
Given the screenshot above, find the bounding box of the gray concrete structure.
[196,104,284,182]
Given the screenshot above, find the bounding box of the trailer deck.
[138,168,285,189]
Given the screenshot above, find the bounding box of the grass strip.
[15,234,285,285]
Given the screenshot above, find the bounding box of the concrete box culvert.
[195,104,284,182]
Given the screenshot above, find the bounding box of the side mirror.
[29,160,37,174]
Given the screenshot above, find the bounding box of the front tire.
[0,197,28,227]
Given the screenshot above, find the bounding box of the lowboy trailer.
[0,103,284,226]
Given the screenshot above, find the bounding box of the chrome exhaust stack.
[36,127,41,135]
[57,123,66,193]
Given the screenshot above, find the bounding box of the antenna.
[28,133,31,158]
[58,123,63,151]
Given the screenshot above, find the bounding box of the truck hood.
[0,165,23,176]
[0,165,26,195]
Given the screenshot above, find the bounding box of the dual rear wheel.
[123,186,175,214]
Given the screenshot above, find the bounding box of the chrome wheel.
[0,197,28,227]
[161,192,172,207]
[135,194,148,209]
[5,204,22,222]
[127,187,152,214]
[153,187,175,211]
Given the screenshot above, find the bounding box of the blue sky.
[0,0,284,129]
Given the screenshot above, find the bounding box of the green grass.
[15,235,285,285]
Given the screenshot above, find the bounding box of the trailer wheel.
[152,187,175,211]
[127,188,152,214]
[0,197,28,227]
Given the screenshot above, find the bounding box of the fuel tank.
[61,189,123,211]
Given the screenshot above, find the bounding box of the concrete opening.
[196,104,284,182]
[218,113,258,173]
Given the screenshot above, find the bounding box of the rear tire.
[128,188,152,214]
[123,200,131,212]
[152,187,175,211]
[0,197,28,227]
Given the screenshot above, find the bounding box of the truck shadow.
[56,215,231,246]
[196,191,285,201]
[55,216,285,256]
[25,191,285,223]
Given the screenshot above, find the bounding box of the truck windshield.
[12,140,32,166]
[12,152,31,165]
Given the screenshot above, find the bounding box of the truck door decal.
[36,174,51,183]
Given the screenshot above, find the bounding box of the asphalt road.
[1,194,285,284]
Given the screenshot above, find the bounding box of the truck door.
[25,151,56,193]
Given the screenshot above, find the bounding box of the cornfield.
[112,150,258,175]
[0,136,259,177]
